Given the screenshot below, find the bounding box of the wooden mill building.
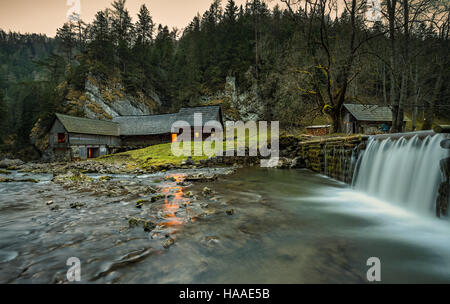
[48,106,223,160]
[342,104,408,134]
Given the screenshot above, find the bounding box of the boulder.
[202,187,213,197]
[162,238,175,249]
[0,159,24,169]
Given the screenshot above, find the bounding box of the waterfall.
[352,132,448,216]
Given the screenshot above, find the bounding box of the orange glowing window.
[57,133,66,143]
[172,134,177,143]
[195,132,200,138]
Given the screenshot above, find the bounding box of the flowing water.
[353,133,449,217]
[1,163,450,283]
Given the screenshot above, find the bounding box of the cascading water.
[352,132,449,216]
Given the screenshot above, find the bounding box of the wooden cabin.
[113,105,224,146]
[50,114,120,161]
[342,104,408,134]
[48,106,224,160]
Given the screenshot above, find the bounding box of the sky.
[0,0,277,37]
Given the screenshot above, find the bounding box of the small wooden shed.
[342,104,408,134]
[305,125,331,136]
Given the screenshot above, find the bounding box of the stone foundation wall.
[297,136,369,183]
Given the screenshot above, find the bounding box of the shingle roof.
[56,113,120,136]
[343,104,409,122]
[112,106,223,136]
[178,106,223,126]
[113,113,178,136]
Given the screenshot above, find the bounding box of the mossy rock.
[99,176,113,182]
[0,169,11,175]
[151,194,164,203]
[128,217,156,232]
[136,199,149,208]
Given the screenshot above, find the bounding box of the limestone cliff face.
[62,76,160,120]
[82,78,160,120]
[30,76,161,158]
[201,75,264,122]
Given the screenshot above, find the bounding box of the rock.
[165,176,176,182]
[441,139,450,149]
[0,159,24,169]
[70,202,86,209]
[226,209,235,215]
[290,157,306,169]
[201,236,220,246]
[0,177,39,183]
[202,187,213,197]
[21,178,40,183]
[162,238,175,249]
[129,217,156,232]
[143,221,156,232]
[136,199,149,209]
[50,205,60,211]
[99,176,113,181]
[128,217,143,228]
[185,173,218,182]
[182,156,195,166]
[46,200,54,206]
[0,169,11,175]
[183,191,194,198]
[151,194,164,203]
[52,171,93,184]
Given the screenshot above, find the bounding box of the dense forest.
[0,0,449,158]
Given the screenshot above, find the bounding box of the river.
[1,167,450,283]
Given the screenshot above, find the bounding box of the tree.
[0,90,7,142]
[224,0,239,23]
[136,4,154,45]
[56,23,76,61]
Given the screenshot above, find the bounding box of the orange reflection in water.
[160,173,188,228]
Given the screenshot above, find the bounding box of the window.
[57,133,66,144]
[195,132,200,138]
[172,134,177,143]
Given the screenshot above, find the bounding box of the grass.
[98,127,273,169]
[99,142,209,169]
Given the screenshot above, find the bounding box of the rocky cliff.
[30,75,161,158]
[201,75,265,122]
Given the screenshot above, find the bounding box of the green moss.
[151,194,164,203]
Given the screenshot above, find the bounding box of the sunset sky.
[0,0,279,37]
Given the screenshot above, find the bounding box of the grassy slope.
[98,128,272,169]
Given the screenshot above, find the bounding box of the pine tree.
[56,23,76,61]
[0,90,7,141]
[224,0,238,23]
[136,4,154,45]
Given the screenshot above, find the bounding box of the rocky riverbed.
[0,166,235,283]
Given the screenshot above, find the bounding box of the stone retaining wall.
[297,135,369,183]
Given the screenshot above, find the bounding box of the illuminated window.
[57,133,66,143]
[195,132,200,138]
[172,133,177,143]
